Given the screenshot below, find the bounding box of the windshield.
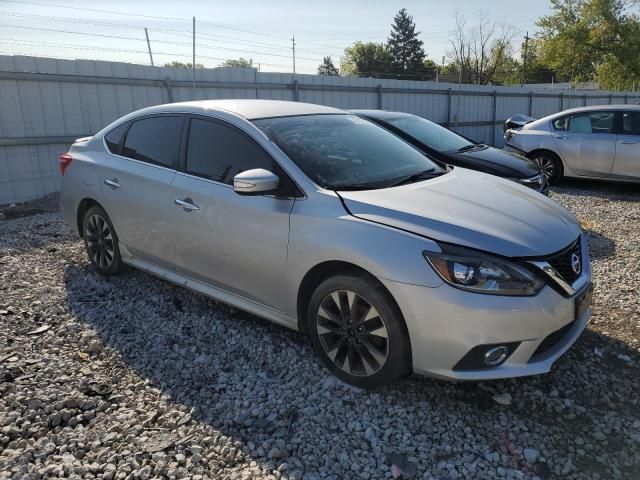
[386,115,473,152]
[253,114,444,190]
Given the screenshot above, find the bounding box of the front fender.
[286,193,443,317]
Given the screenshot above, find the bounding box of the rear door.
[100,114,184,268]
[551,111,617,177]
[171,115,295,310]
[612,110,640,180]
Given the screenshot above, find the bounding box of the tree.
[219,58,253,68]
[448,11,517,85]
[387,8,426,77]
[317,56,339,76]
[164,61,204,69]
[340,42,391,77]
[536,0,640,88]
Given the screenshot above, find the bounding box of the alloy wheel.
[532,156,556,182]
[85,214,115,269]
[316,290,389,377]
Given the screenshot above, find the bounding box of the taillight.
[59,153,73,176]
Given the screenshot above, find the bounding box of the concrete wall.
[1,54,638,204]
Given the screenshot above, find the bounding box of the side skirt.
[119,244,299,331]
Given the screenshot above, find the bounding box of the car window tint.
[186,118,274,185]
[104,122,129,154]
[621,111,640,135]
[568,112,614,134]
[122,116,183,167]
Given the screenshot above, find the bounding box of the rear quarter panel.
[60,138,107,235]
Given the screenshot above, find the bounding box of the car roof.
[136,99,347,120]
[350,109,416,120]
[554,104,640,115]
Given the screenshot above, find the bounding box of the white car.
[504,105,640,185]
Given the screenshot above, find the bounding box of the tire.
[82,205,126,276]
[307,274,411,389]
[529,151,563,185]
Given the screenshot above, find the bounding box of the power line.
[0,24,324,62]
[2,0,185,21]
[1,38,309,71]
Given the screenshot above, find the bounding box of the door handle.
[618,140,635,144]
[175,198,200,211]
[104,178,121,189]
[553,135,568,140]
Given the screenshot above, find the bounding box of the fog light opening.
[484,346,509,366]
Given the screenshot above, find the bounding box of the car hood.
[444,146,540,178]
[339,168,580,257]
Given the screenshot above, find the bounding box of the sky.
[0,0,553,73]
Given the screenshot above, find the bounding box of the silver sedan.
[504,105,640,185]
[60,100,592,389]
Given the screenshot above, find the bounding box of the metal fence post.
[624,94,629,104]
[377,84,382,109]
[559,92,564,111]
[528,92,533,116]
[447,88,452,127]
[491,90,497,146]
[292,79,299,101]
[609,94,613,105]
[162,77,174,103]
[583,94,587,106]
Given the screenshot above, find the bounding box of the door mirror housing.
[233,168,280,195]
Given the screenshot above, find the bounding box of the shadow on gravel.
[584,230,616,260]
[553,178,640,201]
[62,261,640,479]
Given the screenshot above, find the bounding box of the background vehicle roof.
[554,104,640,115]
[351,109,416,120]
[142,99,346,120]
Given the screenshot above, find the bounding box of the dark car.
[352,110,548,194]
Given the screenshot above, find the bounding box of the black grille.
[547,238,582,285]
[530,321,575,359]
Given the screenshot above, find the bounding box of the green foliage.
[387,8,427,77]
[317,56,340,76]
[164,61,204,69]
[340,42,391,77]
[219,58,253,68]
[537,0,640,88]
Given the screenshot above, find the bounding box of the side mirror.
[233,168,279,195]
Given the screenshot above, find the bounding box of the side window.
[621,111,640,135]
[567,111,615,134]
[121,116,183,168]
[552,116,569,131]
[104,122,129,155]
[185,118,274,185]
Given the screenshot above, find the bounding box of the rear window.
[554,111,615,134]
[121,116,183,168]
[104,122,129,154]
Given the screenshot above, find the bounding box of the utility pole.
[291,35,296,74]
[192,16,196,100]
[144,28,154,66]
[521,31,530,86]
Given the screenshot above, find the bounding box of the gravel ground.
[1,183,639,480]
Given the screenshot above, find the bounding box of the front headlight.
[423,244,545,296]
[520,173,545,187]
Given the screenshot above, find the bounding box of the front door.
[172,116,294,311]
[100,115,184,268]
[612,111,640,180]
[552,110,617,177]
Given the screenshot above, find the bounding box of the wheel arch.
[296,261,406,337]
[526,148,565,175]
[76,198,104,237]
